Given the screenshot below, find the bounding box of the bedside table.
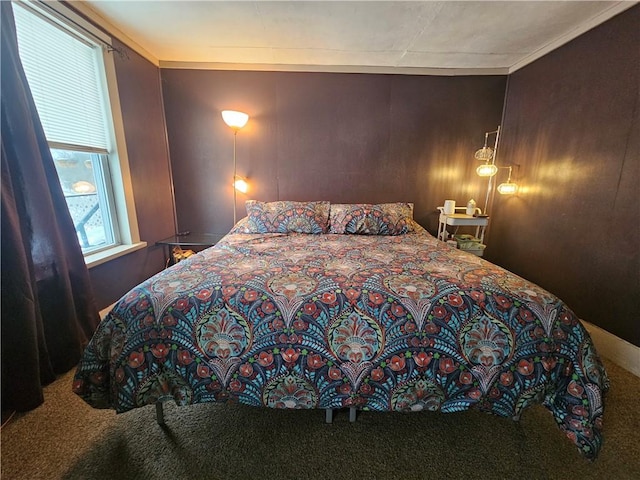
[437,207,489,256]
[156,233,226,266]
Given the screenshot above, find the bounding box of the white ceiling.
[80,0,635,74]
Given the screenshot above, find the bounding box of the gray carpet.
[2,358,639,480]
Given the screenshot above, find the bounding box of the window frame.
[50,147,119,255]
[14,0,146,267]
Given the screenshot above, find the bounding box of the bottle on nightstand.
[466,199,476,215]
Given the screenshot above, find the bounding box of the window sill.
[85,241,147,269]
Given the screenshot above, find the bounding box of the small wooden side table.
[156,233,226,266]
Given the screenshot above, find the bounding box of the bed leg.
[325,408,334,424]
[349,407,357,423]
[156,401,165,426]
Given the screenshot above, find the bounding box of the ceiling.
[80,1,635,74]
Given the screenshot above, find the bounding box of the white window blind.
[13,4,109,151]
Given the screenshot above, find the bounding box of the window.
[50,149,116,249]
[13,1,144,264]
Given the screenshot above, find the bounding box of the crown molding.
[63,0,159,66]
[508,1,638,73]
[61,1,638,76]
[158,61,509,76]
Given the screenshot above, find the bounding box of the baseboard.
[583,321,640,378]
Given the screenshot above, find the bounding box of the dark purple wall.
[84,6,638,349]
[88,40,175,309]
[161,69,506,234]
[486,6,639,345]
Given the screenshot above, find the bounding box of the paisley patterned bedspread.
[73,228,608,459]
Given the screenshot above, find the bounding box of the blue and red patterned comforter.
[73,228,608,459]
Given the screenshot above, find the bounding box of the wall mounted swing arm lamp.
[221,110,250,225]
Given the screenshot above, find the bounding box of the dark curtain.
[1,2,100,412]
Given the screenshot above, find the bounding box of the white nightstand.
[437,206,489,255]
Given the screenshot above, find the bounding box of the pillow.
[329,203,415,235]
[241,200,330,234]
[229,216,250,234]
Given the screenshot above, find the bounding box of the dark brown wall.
[161,69,506,234]
[86,7,639,350]
[486,6,639,345]
[88,40,175,309]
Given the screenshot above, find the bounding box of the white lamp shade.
[497,181,518,195]
[221,110,249,130]
[234,177,248,193]
[476,163,498,177]
[474,146,494,161]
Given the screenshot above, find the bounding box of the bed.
[73,201,609,459]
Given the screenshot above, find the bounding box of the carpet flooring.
[1,358,639,480]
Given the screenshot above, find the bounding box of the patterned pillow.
[242,200,330,234]
[329,203,415,235]
[229,216,250,234]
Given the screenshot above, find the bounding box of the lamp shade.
[474,146,494,161]
[476,163,498,177]
[234,177,248,193]
[497,181,518,195]
[221,110,249,130]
